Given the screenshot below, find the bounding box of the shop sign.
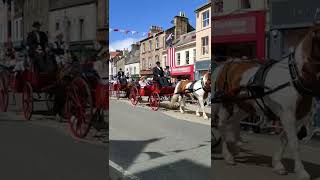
[171,66,192,74]
[213,16,256,36]
[270,0,320,29]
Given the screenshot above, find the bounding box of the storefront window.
[202,10,210,28]
[134,67,136,74]
[201,36,209,55]
[186,51,189,64]
[177,53,181,65]
[193,49,196,61]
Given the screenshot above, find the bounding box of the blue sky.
[109,0,208,51]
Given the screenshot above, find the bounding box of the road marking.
[109,160,140,180]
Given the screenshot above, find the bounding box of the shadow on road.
[213,146,320,179]
[109,138,165,170]
[133,159,211,180]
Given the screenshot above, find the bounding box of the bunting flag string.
[109,28,148,37]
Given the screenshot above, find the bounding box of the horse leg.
[196,105,201,117]
[281,111,310,180]
[272,131,288,175]
[198,96,208,120]
[179,95,185,114]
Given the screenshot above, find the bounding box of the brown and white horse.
[213,24,320,180]
[171,72,211,119]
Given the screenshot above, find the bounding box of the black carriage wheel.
[149,92,160,111]
[22,82,33,120]
[67,77,93,138]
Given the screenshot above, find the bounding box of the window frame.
[177,52,181,66]
[202,10,210,28]
[201,36,209,55]
[185,51,190,65]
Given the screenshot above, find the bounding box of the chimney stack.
[174,12,188,39]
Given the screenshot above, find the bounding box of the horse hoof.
[196,113,201,117]
[180,111,184,114]
[203,116,209,120]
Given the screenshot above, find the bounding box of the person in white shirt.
[139,76,147,87]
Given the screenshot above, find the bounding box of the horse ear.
[314,8,320,25]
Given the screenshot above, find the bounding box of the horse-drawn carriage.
[109,76,134,99]
[129,81,175,111]
[0,48,109,138]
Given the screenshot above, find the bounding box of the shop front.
[195,60,210,80]
[171,65,194,81]
[212,11,266,60]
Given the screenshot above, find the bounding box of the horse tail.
[171,81,183,105]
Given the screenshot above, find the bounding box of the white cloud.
[109,38,139,52]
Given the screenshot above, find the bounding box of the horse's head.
[301,10,320,82]
[202,71,211,92]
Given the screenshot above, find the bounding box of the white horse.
[171,72,211,119]
[213,24,320,180]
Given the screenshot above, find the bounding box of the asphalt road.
[212,129,320,180]
[109,99,211,180]
[0,94,108,180]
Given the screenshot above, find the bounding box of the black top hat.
[156,61,160,65]
[119,68,122,71]
[32,21,41,28]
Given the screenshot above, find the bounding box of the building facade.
[125,43,140,80]
[49,0,97,61]
[109,50,123,80]
[139,26,165,77]
[0,0,9,60]
[163,31,196,80]
[211,0,267,62]
[23,0,49,39]
[96,0,107,47]
[12,0,24,48]
[195,2,211,80]
[268,0,320,59]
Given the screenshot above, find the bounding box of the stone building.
[195,2,211,80]
[49,0,97,61]
[139,26,165,77]
[124,43,140,80]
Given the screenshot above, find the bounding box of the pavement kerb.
[109,160,140,180]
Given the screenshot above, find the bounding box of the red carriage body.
[129,81,175,111]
